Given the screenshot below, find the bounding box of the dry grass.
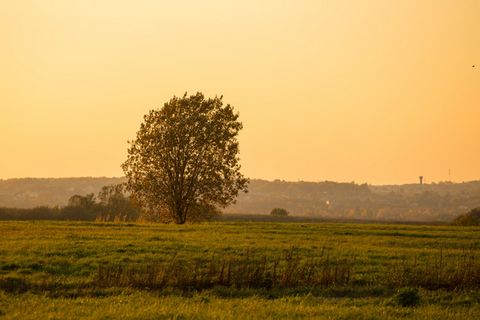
[96,248,354,290]
[387,248,480,290]
[95,247,480,292]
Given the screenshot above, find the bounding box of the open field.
[1,221,480,319]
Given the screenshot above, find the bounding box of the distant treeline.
[0,184,139,222]
[0,206,95,221]
[225,180,480,222]
[1,178,480,222]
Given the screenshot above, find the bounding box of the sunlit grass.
[0,221,479,319]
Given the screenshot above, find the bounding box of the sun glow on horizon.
[1,0,479,184]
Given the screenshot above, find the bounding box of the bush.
[270,208,289,217]
[394,287,420,307]
[453,208,480,226]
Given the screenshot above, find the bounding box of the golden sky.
[1,0,479,184]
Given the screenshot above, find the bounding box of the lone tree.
[122,92,248,224]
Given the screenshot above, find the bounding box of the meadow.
[0,220,479,319]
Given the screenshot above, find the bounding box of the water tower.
[419,176,424,185]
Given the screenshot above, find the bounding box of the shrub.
[187,202,222,222]
[453,208,480,226]
[394,287,420,307]
[270,208,289,217]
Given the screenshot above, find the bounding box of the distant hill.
[226,179,480,222]
[1,177,480,222]
[0,177,125,208]
[225,179,371,214]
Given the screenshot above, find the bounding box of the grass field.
[1,221,479,319]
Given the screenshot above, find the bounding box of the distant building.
[419,176,424,185]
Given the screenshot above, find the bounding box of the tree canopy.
[122,92,248,224]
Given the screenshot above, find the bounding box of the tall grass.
[96,248,354,290]
[386,248,480,290]
[94,248,480,292]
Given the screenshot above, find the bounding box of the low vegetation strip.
[387,249,480,290]
[93,249,480,292]
[2,248,478,296]
[96,249,354,290]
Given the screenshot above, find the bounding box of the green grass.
[0,221,479,319]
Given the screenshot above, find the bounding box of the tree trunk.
[175,214,186,224]
[173,205,187,224]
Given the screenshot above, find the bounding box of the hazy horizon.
[1,175,479,187]
[1,1,479,184]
